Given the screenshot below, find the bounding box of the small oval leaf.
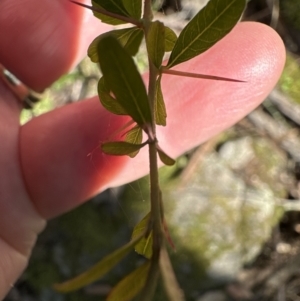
[98,77,128,115]
[122,0,142,19]
[116,27,144,56]
[88,28,144,62]
[88,35,101,63]
[97,36,152,127]
[157,147,176,166]
[102,141,147,157]
[146,21,165,69]
[131,213,150,239]
[131,212,153,259]
[167,0,246,68]
[164,26,177,52]
[92,13,126,25]
[92,1,127,25]
[125,125,143,144]
[107,262,151,301]
[53,234,144,293]
[93,0,128,16]
[136,232,153,259]
[154,76,167,126]
[125,126,143,158]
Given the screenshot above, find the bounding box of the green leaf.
[125,125,143,144]
[93,13,126,26]
[102,141,146,156]
[97,36,152,127]
[113,28,144,56]
[98,77,128,115]
[157,147,176,166]
[131,212,153,259]
[122,0,142,19]
[93,0,128,16]
[154,76,167,126]
[53,234,144,293]
[91,0,141,24]
[92,1,127,25]
[164,26,177,52]
[107,262,150,301]
[125,126,143,158]
[167,0,246,68]
[88,35,101,63]
[88,28,144,62]
[146,21,165,69]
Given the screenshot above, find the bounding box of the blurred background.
[7,0,300,300]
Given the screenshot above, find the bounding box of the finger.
[0,81,46,299]
[0,0,111,91]
[20,22,285,219]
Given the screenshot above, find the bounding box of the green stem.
[145,13,163,276]
[139,140,163,301]
[143,0,153,20]
[139,3,164,299]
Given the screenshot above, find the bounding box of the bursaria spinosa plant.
[54,0,246,300]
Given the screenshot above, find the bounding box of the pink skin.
[0,0,285,298]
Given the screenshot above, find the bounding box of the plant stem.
[143,0,153,20]
[160,246,186,301]
[161,67,245,82]
[139,2,164,299]
[138,141,162,301]
[139,136,163,300]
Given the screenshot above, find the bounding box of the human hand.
[0,0,285,299]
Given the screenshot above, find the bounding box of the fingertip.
[158,22,286,155]
[0,0,111,91]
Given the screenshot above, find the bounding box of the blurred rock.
[197,290,227,301]
[163,136,287,282]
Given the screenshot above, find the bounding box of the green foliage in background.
[278,53,300,103]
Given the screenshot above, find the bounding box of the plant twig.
[143,0,153,20]
[138,2,165,298]
[160,245,185,301]
[161,67,245,83]
[138,139,162,301]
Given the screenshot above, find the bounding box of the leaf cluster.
[56,0,246,300]
[85,0,245,163]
